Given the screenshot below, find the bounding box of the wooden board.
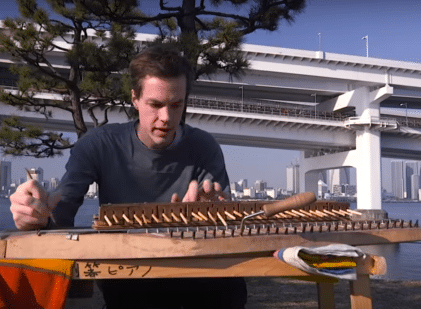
[317,282,335,309]
[74,256,336,280]
[3,227,421,259]
[350,274,372,309]
[73,254,384,280]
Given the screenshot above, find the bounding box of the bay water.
[1,198,421,281]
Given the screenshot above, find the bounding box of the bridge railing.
[188,96,421,129]
[187,96,349,122]
[390,115,421,129]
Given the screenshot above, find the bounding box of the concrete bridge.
[1,33,421,213]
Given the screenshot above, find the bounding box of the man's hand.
[171,179,230,202]
[9,180,61,230]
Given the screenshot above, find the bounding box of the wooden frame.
[2,227,421,259]
[72,254,385,309]
[0,227,413,308]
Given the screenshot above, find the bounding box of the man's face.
[132,75,186,149]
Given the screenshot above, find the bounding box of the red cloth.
[0,259,74,309]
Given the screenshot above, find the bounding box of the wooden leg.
[317,282,335,309]
[349,274,372,309]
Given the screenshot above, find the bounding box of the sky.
[2,0,421,191]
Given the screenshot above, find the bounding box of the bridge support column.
[354,129,382,210]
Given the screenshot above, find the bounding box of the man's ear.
[131,89,138,110]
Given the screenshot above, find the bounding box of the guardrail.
[188,96,421,129]
[393,115,421,129]
[187,96,349,121]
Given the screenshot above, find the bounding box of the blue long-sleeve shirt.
[52,120,230,227]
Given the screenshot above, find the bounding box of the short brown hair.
[130,44,194,100]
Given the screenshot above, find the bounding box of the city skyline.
[391,160,421,200]
[1,151,405,193]
[5,158,421,201]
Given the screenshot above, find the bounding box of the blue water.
[0,198,99,230]
[2,198,421,281]
[357,202,421,281]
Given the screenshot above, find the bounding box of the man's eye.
[151,103,163,109]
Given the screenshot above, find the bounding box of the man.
[10,44,247,309]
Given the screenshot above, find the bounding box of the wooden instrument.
[1,192,420,260]
[92,192,356,230]
[1,193,415,309]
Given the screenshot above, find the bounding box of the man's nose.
[158,106,170,123]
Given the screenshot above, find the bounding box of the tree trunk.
[181,0,196,32]
[69,23,88,139]
[180,0,200,68]
[70,84,87,138]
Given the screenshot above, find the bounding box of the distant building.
[406,161,419,199]
[328,168,350,194]
[230,182,241,192]
[280,188,289,196]
[332,184,343,196]
[231,191,244,199]
[343,184,357,196]
[286,164,299,194]
[389,160,420,199]
[0,160,12,193]
[255,190,267,199]
[50,178,60,190]
[230,179,249,194]
[265,188,277,199]
[243,187,256,198]
[254,180,266,192]
[238,179,248,191]
[391,160,405,199]
[411,174,420,200]
[318,180,328,199]
[8,183,17,195]
[87,182,98,198]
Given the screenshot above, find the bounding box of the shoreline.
[65,277,421,309]
[246,277,421,309]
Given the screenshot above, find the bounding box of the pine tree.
[83,0,306,79]
[0,0,306,157]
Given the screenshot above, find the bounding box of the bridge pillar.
[350,87,385,210]
[354,129,382,209]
